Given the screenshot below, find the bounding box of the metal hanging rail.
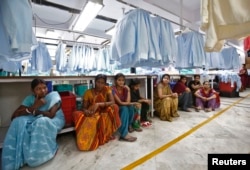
[116,0,186,28]
[36,36,102,48]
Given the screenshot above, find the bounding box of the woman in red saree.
[73,74,121,151]
[194,81,220,112]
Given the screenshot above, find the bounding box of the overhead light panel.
[72,0,104,32]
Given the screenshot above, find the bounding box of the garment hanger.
[182,27,191,33]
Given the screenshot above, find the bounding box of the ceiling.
[31,0,200,44]
[31,0,244,53]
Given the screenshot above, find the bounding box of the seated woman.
[2,78,65,170]
[154,74,179,122]
[73,74,121,151]
[129,79,152,128]
[172,75,193,112]
[194,81,220,112]
[112,73,137,142]
[188,74,202,106]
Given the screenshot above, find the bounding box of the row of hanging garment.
[110,7,244,71]
[30,42,52,74]
[175,29,241,70]
[110,8,223,70]
[205,46,240,71]
[175,31,206,69]
[0,0,37,73]
[111,9,178,68]
[55,42,112,73]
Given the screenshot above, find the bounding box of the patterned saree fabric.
[73,86,121,151]
[1,92,65,170]
[154,83,178,121]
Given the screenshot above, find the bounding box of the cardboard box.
[245,64,250,69]
[245,56,250,64]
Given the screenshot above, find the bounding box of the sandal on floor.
[134,127,143,132]
[119,136,137,142]
[141,121,152,128]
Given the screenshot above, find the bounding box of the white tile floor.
[2,90,250,170]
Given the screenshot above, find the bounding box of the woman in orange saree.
[73,74,121,151]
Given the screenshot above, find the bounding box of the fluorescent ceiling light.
[73,0,103,32]
[105,26,115,36]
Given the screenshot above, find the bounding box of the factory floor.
[2,89,250,170]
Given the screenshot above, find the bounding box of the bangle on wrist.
[26,108,31,114]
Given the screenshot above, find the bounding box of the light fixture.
[105,26,115,36]
[72,0,104,32]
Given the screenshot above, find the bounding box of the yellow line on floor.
[121,94,250,170]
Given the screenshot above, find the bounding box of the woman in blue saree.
[1,78,65,170]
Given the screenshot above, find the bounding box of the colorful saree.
[73,86,121,151]
[154,83,178,121]
[2,91,65,170]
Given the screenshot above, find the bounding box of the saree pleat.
[73,86,121,151]
[98,111,111,145]
[154,97,178,120]
[74,111,100,151]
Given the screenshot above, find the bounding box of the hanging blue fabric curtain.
[0,0,37,72]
